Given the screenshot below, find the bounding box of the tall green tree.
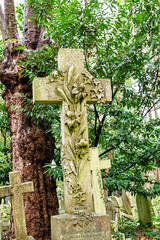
[28,0,160,196]
[0,1,58,239]
[0,0,159,238]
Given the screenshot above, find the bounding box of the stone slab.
[51,213,111,240]
[136,194,153,226]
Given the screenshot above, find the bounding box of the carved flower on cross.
[71,183,86,206]
[75,139,89,159]
[81,71,93,84]
[72,83,87,103]
[49,70,64,83]
[90,88,105,104]
[65,111,81,128]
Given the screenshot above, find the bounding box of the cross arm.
[33,75,62,104]
[100,159,111,170]
[21,182,34,194]
[86,78,112,104]
[0,186,12,198]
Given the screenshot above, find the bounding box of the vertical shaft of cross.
[58,49,93,213]
[9,172,28,239]
[9,172,34,240]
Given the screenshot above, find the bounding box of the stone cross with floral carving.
[33,49,112,214]
[0,171,34,240]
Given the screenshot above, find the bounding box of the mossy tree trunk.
[0,0,58,239]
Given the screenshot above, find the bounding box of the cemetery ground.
[1,196,160,240]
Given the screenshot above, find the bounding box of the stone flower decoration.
[71,183,86,206]
[75,139,89,159]
[73,210,93,227]
[90,79,105,103]
[72,83,87,103]
[65,111,81,128]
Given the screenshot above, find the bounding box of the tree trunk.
[0,0,58,239]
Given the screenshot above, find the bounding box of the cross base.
[51,213,111,240]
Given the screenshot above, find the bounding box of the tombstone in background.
[0,171,35,240]
[122,190,134,215]
[33,48,112,240]
[136,194,153,226]
[106,196,120,232]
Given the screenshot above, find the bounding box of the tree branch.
[24,0,40,49]
[4,0,19,40]
[94,105,98,137]
[0,4,5,43]
[94,113,106,147]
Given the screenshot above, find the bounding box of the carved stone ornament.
[48,65,106,206]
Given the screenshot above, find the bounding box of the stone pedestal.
[51,213,111,240]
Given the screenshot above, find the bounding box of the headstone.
[89,147,111,214]
[106,196,120,232]
[136,194,153,226]
[122,190,134,215]
[0,171,35,240]
[33,48,112,240]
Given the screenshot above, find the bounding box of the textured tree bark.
[0,0,59,239]
[0,5,5,42]
[4,0,19,40]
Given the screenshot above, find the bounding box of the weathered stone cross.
[33,48,112,214]
[0,171,34,240]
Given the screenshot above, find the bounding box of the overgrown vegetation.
[20,0,160,198]
[0,0,159,212]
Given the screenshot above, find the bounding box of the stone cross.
[33,48,112,214]
[0,171,34,240]
[90,147,111,214]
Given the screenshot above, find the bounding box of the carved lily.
[72,83,87,103]
[76,139,89,158]
[90,88,105,103]
[81,71,93,84]
[65,111,81,128]
[76,139,89,148]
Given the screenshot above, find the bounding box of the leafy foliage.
[15,3,25,35]
[14,0,160,197]
[0,40,4,61]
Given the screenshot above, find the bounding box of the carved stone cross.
[0,171,34,240]
[90,147,111,214]
[33,49,112,214]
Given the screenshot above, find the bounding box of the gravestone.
[0,171,35,240]
[136,194,153,226]
[90,147,111,214]
[33,48,112,240]
[122,190,134,215]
